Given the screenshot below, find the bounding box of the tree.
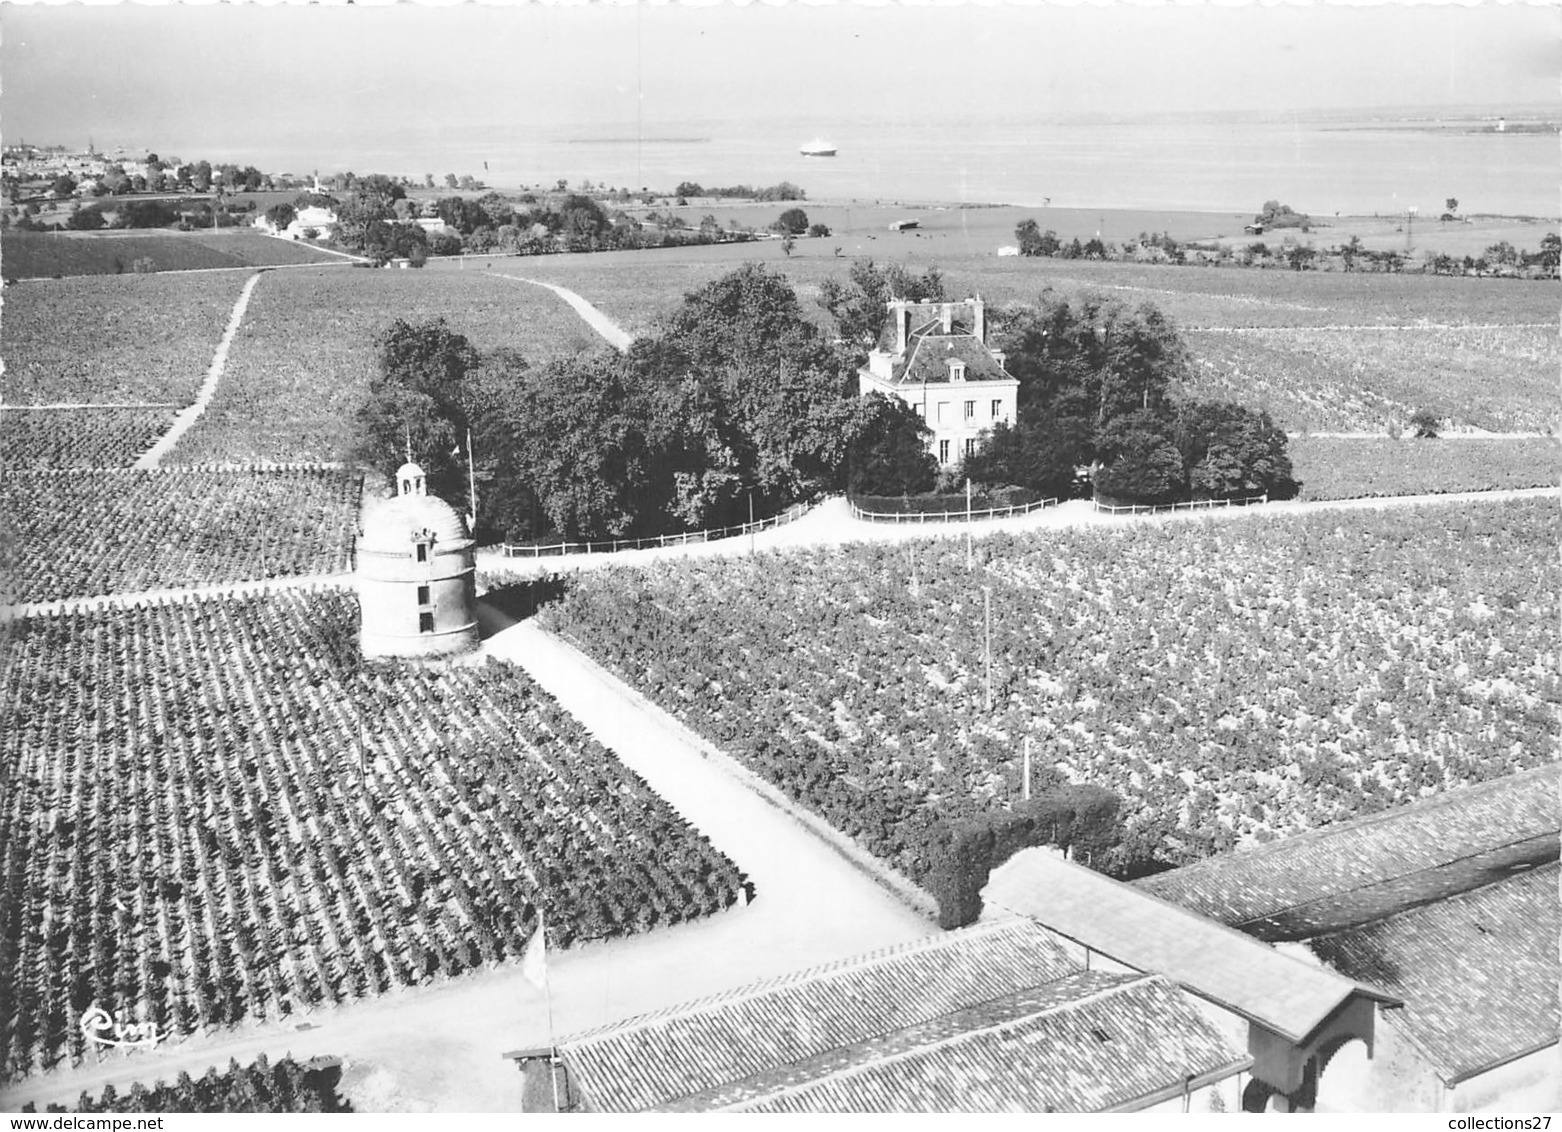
[1445,197,1459,214]
[445,174,459,190]
[847,393,938,495]
[1409,409,1440,439]
[780,235,796,257]
[65,205,106,231]
[50,174,76,198]
[808,222,831,238]
[1015,219,1061,257]
[1173,400,1298,499]
[773,207,809,235]
[1092,409,1185,504]
[960,419,1078,500]
[818,259,945,347]
[354,318,480,502]
[118,199,179,229]
[263,202,296,231]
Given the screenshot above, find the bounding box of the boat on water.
[799,138,837,157]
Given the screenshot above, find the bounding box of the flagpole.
[466,428,477,531]
[540,913,561,1113]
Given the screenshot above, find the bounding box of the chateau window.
[939,439,951,464]
[419,612,435,634]
[949,361,967,382]
[936,402,948,423]
[965,438,977,458]
[992,399,1002,419]
[964,400,975,420]
[914,402,924,417]
[417,584,431,606]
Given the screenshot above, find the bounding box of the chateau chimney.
[894,302,911,354]
[973,298,985,342]
[941,303,953,334]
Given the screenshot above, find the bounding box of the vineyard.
[545,498,1560,885]
[168,268,607,465]
[1182,326,1559,433]
[1,230,347,280]
[1289,437,1562,501]
[19,1053,350,1113]
[3,469,360,603]
[1,408,176,470]
[0,587,747,1080]
[1,273,247,405]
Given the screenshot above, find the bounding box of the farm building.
[857,297,1019,468]
[1135,763,1561,1112]
[357,462,479,659]
[252,204,337,241]
[982,851,1401,1113]
[529,919,1252,1112]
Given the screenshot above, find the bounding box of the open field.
[1,408,177,470]
[168,268,601,465]
[1,231,347,280]
[1290,437,1562,501]
[3,469,360,604]
[2,274,247,406]
[0,587,746,1080]
[546,497,1559,883]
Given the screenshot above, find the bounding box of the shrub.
[925,785,1123,928]
[1409,409,1440,439]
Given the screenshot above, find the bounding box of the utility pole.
[1023,736,1032,801]
[748,490,755,555]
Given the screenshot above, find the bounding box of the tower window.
[415,542,428,563]
[417,585,431,606]
[419,612,435,634]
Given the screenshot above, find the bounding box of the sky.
[2,1,1556,167]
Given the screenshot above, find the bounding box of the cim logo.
[80,1004,163,1049]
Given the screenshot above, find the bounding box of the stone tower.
[357,462,479,659]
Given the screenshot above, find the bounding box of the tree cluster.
[354,265,933,542]
[816,258,948,347]
[965,292,1298,505]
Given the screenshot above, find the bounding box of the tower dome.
[357,465,479,659]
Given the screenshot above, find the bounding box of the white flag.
[521,918,547,991]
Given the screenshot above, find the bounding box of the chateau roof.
[901,335,1011,386]
[558,919,1246,1112]
[1134,764,1561,941]
[1309,862,1559,1085]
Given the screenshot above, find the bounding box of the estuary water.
[239,106,1557,218]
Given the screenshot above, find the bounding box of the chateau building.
[858,298,1019,467]
[357,462,478,659]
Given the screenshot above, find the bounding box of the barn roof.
[983,851,1400,1045]
[558,919,1247,1112]
[1308,862,1559,1085]
[1135,764,1560,941]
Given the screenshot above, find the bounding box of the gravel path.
[134,271,265,469]
[489,272,634,351]
[478,486,1559,578]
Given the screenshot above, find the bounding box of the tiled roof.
[1308,862,1559,1085]
[899,335,1011,386]
[559,919,1247,1112]
[672,973,1247,1113]
[983,851,1399,1044]
[1136,764,1560,941]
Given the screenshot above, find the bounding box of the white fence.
[1091,493,1268,516]
[849,497,1059,524]
[500,500,813,558]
